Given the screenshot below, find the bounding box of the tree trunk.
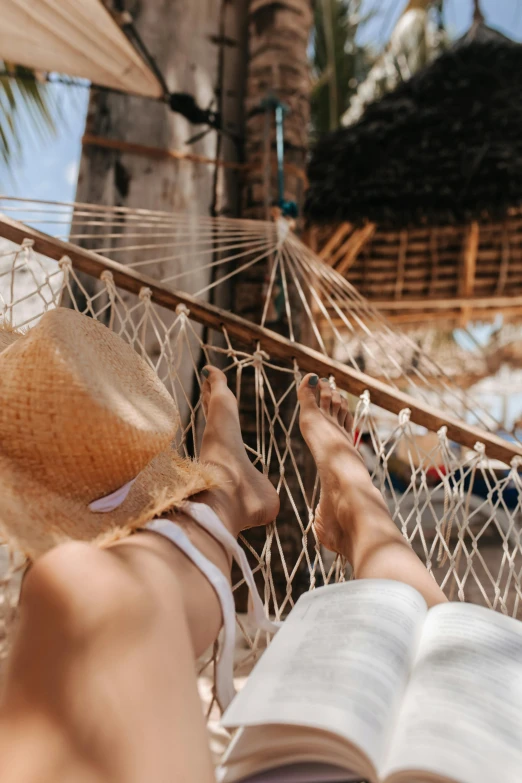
[243,0,311,220]
[70,0,248,421]
[234,0,313,610]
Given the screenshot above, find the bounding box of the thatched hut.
[304,23,522,328]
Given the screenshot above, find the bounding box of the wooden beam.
[460,221,479,326]
[385,308,522,326]
[461,222,479,297]
[335,223,376,275]
[394,229,408,300]
[317,222,352,262]
[428,227,439,297]
[82,132,308,184]
[370,295,522,311]
[0,215,520,464]
[322,306,522,328]
[496,221,510,296]
[329,222,373,269]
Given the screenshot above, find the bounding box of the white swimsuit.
[146,502,280,709]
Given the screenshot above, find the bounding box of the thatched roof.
[305,26,522,229]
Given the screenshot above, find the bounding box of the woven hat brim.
[0,450,220,560]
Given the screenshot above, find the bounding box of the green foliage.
[311,0,374,136]
[0,64,56,174]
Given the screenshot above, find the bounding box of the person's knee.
[21,541,156,642]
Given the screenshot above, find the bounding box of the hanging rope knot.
[100,270,117,302]
[511,455,522,470]
[21,238,34,249]
[473,442,486,457]
[276,218,291,247]
[139,286,152,302]
[292,359,302,386]
[360,389,371,408]
[437,425,450,452]
[175,303,190,317]
[58,255,73,272]
[253,350,269,368]
[398,408,411,427]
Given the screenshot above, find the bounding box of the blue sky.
[359,0,522,47]
[4,82,88,203]
[3,1,522,205]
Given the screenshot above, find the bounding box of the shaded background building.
[305,22,522,328]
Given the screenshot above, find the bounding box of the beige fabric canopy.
[0,0,164,99]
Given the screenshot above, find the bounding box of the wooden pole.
[82,133,309,184]
[330,223,375,275]
[322,306,522,327]
[1,215,520,464]
[368,294,522,311]
[459,221,479,326]
[317,222,352,262]
[378,306,522,326]
[394,229,408,301]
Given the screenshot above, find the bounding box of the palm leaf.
[311,0,375,135]
[0,63,57,174]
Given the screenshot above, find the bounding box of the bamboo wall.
[309,207,522,327]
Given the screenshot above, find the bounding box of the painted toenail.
[202,368,210,378]
[308,375,319,387]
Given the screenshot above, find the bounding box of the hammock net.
[1,198,522,731]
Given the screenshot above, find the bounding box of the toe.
[203,365,228,390]
[331,390,342,419]
[345,409,354,436]
[201,371,211,416]
[297,374,320,411]
[319,379,332,415]
[338,398,349,428]
[201,365,228,416]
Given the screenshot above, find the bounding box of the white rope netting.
[1,200,522,728]
[0,197,506,432]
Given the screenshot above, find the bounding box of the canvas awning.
[0,0,164,99]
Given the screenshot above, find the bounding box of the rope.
[2,218,522,645]
[115,9,170,99]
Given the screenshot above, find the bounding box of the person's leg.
[0,367,279,783]
[298,375,447,608]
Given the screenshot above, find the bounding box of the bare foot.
[197,366,280,537]
[298,374,389,559]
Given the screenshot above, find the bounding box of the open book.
[218,580,522,783]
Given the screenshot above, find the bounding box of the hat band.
[88,477,137,513]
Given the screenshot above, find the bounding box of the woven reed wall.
[311,208,522,326]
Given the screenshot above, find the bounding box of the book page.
[222,580,427,773]
[234,761,361,782]
[383,602,522,783]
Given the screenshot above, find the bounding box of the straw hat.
[0,308,218,559]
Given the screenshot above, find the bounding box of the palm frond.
[311,0,375,135]
[0,63,57,174]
